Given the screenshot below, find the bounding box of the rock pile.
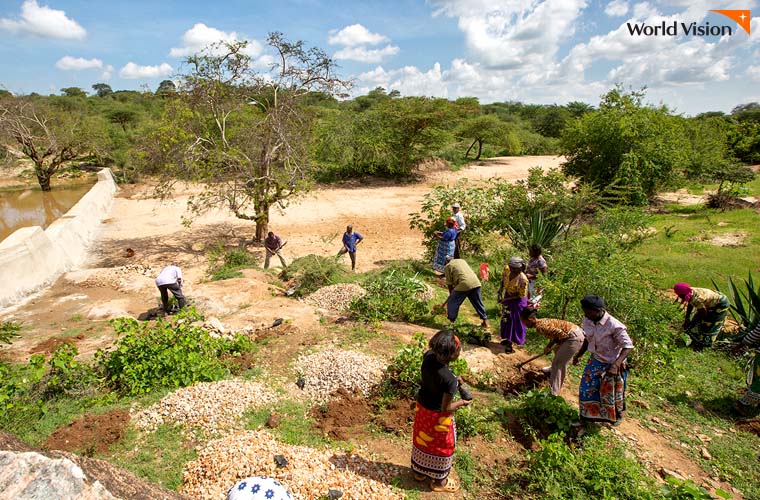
[295,350,385,403]
[181,430,403,500]
[304,284,367,311]
[131,379,278,434]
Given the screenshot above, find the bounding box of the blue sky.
[1,0,758,115]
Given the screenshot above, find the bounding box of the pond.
[0,183,94,243]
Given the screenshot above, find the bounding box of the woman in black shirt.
[411,330,472,493]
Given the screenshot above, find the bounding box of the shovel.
[516,352,545,371]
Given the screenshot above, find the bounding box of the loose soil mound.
[501,369,547,396]
[375,399,415,434]
[42,409,129,455]
[311,388,371,440]
[29,334,85,355]
[736,417,760,437]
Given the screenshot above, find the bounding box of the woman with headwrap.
[411,330,471,493]
[497,256,529,353]
[572,295,634,426]
[433,218,458,273]
[673,282,730,348]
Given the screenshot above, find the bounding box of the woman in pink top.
[572,295,634,426]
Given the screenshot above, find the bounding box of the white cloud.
[169,23,262,58]
[0,0,85,40]
[357,63,448,97]
[101,64,114,81]
[605,0,629,17]
[334,44,399,63]
[748,65,760,82]
[119,62,173,79]
[55,56,102,71]
[328,24,389,46]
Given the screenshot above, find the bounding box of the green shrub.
[280,254,347,297]
[207,244,259,281]
[96,308,256,395]
[452,321,491,346]
[662,478,730,499]
[512,432,659,499]
[43,343,99,399]
[714,271,760,331]
[514,389,579,437]
[382,333,468,399]
[0,321,21,345]
[350,270,431,324]
[455,403,499,439]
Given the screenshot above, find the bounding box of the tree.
[0,97,95,191]
[565,101,594,117]
[106,108,139,131]
[155,80,176,97]
[146,34,349,240]
[92,83,113,97]
[60,87,87,98]
[561,87,690,204]
[456,114,519,160]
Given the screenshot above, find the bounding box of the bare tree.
[0,97,93,191]
[147,33,350,240]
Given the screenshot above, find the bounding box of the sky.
[0,0,758,115]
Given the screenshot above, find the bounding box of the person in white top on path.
[155,264,186,314]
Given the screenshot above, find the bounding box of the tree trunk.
[37,170,52,192]
[254,204,270,242]
[465,139,477,160]
[474,139,483,160]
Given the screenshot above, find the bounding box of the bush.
[207,244,259,281]
[512,432,659,499]
[540,227,680,373]
[514,389,579,437]
[280,254,347,297]
[382,333,468,399]
[0,321,21,345]
[96,308,256,395]
[350,270,431,324]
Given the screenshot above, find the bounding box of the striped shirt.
[535,318,584,342]
[741,324,760,348]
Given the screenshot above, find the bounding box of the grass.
[683,176,760,197]
[629,347,760,499]
[243,400,332,448]
[631,206,760,289]
[105,424,198,491]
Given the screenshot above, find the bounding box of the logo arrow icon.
[710,9,751,35]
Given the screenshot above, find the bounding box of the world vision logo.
[627,9,751,37]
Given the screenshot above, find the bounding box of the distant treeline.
[1,81,758,201]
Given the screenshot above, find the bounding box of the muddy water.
[0,184,93,242]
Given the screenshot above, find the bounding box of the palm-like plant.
[506,209,566,251]
[713,272,760,331]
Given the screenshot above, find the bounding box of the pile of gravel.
[294,350,385,403]
[304,284,367,311]
[131,379,278,434]
[181,430,403,500]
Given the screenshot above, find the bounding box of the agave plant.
[506,209,566,251]
[713,272,760,331]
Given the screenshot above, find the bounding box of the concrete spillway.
[0,169,117,307]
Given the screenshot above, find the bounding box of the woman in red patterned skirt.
[410,330,472,493]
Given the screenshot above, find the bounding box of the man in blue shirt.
[337,224,363,271]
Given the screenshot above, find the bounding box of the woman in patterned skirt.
[433,218,458,273]
[411,330,471,493]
